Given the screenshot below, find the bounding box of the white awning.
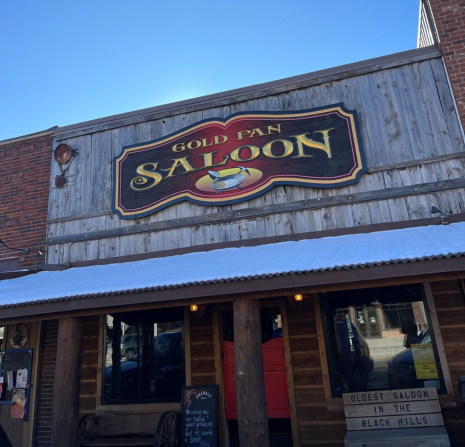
[0,222,464,308]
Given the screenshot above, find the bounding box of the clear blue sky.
[0,1,420,141]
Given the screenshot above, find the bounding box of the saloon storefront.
[0,44,465,447]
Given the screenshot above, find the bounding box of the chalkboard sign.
[180,385,218,447]
[0,349,33,421]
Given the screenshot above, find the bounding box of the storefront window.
[320,284,445,396]
[0,326,3,351]
[103,308,184,404]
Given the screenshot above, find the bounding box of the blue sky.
[0,1,420,140]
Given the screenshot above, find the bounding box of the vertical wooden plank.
[429,58,465,153]
[423,282,454,396]
[313,294,332,401]
[233,299,270,447]
[213,312,227,447]
[51,317,83,447]
[184,306,192,387]
[355,74,391,166]
[417,61,456,155]
[280,305,300,447]
[95,314,105,407]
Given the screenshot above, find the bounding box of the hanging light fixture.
[190,304,198,312]
[294,294,303,302]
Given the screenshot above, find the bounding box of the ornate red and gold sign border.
[113,105,366,218]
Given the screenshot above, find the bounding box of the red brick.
[431,0,465,128]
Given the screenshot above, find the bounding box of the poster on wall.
[411,344,439,380]
[10,389,26,419]
[113,104,366,219]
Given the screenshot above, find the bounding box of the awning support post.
[233,299,270,447]
[51,317,83,447]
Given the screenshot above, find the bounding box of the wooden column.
[233,300,270,447]
[51,317,83,447]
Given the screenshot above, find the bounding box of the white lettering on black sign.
[180,385,218,447]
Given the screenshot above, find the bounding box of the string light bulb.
[294,294,303,302]
[190,304,198,312]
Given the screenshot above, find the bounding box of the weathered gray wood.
[54,48,442,141]
[233,300,270,447]
[343,388,438,406]
[344,427,450,447]
[429,58,465,151]
[344,400,441,418]
[346,412,444,431]
[46,178,465,245]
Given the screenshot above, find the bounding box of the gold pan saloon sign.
[113,104,366,218]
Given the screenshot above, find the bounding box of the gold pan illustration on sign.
[195,167,263,194]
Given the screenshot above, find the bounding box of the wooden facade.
[0,45,465,447]
[47,52,465,266]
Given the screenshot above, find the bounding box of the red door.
[222,338,290,419]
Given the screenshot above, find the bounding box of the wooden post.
[213,311,229,447]
[280,305,299,447]
[233,300,270,447]
[51,317,83,447]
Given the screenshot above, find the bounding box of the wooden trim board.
[46,177,465,245]
[423,283,454,396]
[184,306,192,387]
[280,305,299,447]
[95,314,105,408]
[313,294,333,403]
[213,311,228,447]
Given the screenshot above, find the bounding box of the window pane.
[323,285,444,395]
[103,309,184,404]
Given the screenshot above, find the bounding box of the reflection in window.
[322,285,444,395]
[103,308,184,404]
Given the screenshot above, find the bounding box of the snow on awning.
[0,222,464,308]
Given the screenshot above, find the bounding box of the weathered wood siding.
[431,280,465,447]
[47,57,465,263]
[287,302,346,446]
[78,316,100,416]
[189,312,216,387]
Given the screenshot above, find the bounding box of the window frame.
[100,311,186,406]
[315,282,454,409]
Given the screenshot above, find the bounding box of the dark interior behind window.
[103,307,184,404]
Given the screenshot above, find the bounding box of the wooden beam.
[184,306,192,386]
[46,152,465,227]
[213,311,228,447]
[313,294,333,402]
[51,317,83,447]
[423,283,454,395]
[46,177,465,245]
[95,314,105,407]
[233,300,270,447]
[280,305,299,447]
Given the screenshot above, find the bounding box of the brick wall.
[34,320,58,447]
[0,131,53,269]
[429,0,465,128]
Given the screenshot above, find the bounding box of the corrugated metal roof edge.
[2,251,463,309]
